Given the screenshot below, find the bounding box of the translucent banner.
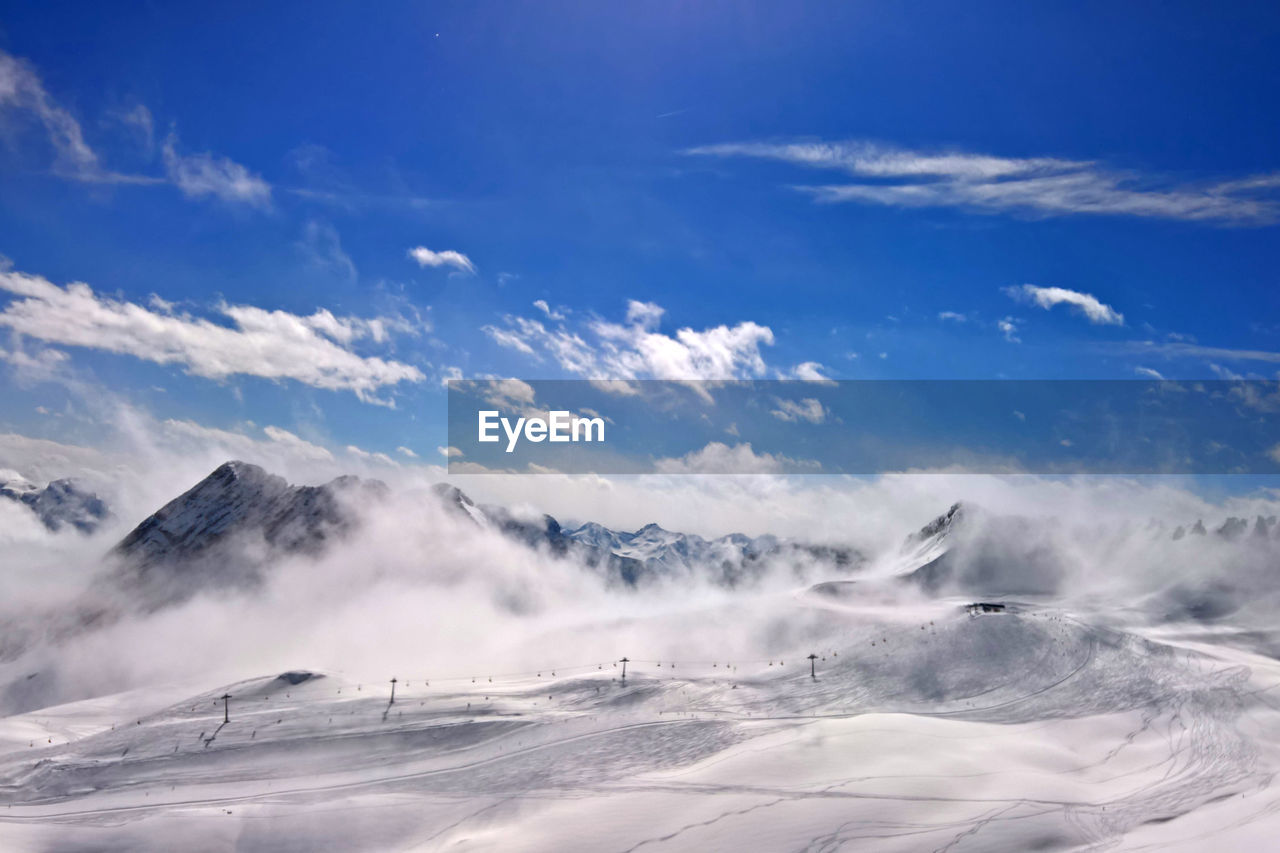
[445,379,1280,475]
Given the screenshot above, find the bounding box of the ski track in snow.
[1,601,1279,852]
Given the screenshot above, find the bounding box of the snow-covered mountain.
[105,461,388,608]
[433,481,861,586]
[0,473,109,534]
[563,519,853,584]
[894,501,1280,613]
[88,463,861,608]
[12,469,1280,849]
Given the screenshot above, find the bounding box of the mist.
[6,422,1280,715]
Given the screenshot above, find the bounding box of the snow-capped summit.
[561,515,857,585]
[0,474,109,534]
[421,483,861,587]
[107,461,387,607]
[897,502,1073,597]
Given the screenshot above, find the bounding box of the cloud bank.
[0,268,424,403]
[484,299,823,382]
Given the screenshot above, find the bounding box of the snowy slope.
[1,597,1278,852]
[8,466,1280,849]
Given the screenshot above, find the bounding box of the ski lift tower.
[807,653,818,679]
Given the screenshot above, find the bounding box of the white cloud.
[938,311,967,322]
[469,378,540,416]
[653,441,820,474]
[1005,284,1124,326]
[438,446,464,459]
[624,299,665,329]
[789,361,831,381]
[161,133,271,207]
[0,344,71,383]
[588,379,642,396]
[261,425,334,461]
[484,300,776,383]
[687,139,1280,225]
[770,397,827,424]
[0,268,424,404]
[162,419,344,467]
[998,317,1021,343]
[1209,363,1245,381]
[113,103,154,152]
[344,443,396,466]
[408,246,475,275]
[0,49,99,179]
[439,365,464,386]
[1123,341,1280,366]
[396,446,419,459]
[533,299,565,321]
[482,325,538,356]
[299,221,357,281]
[1134,366,1165,380]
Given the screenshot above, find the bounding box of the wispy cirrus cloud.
[0,49,269,205]
[298,220,357,281]
[686,139,1280,225]
[998,317,1021,343]
[1004,284,1124,326]
[409,246,476,275]
[653,441,820,474]
[789,361,831,381]
[771,397,827,424]
[0,49,158,186]
[0,49,98,177]
[0,268,424,404]
[1124,340,1280,366]
[161,133,271,207]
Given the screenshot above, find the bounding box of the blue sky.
[1,1,1279,465]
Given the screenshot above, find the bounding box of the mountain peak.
[0,473,109,534]
[108,462,380,608]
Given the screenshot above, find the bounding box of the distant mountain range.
[432,481,860,587]
[6,460,1280,714]
[6,458,1279,633]
[40,461,854,609]
[0,474,108,534]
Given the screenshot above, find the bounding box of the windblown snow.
[3,464,1280,851]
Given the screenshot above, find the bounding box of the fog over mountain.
[0,473,108,534]
[5,459,1280,850]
